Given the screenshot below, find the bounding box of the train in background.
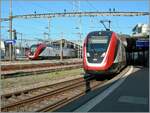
[83,30,128,79]
[27,43,76,60]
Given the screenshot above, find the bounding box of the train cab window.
[30,44,37,53]
[87,35,110,52]
[86,31,112,52]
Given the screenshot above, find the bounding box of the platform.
[88,66,149,112]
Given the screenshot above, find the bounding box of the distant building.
[132,23,150,38]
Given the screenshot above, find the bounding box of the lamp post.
[60,32,63,61]
[9,0,13,61]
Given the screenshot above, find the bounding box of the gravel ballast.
[1,68,84,95]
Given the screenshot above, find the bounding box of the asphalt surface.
[56,66,149,112]
[89,66,149,112]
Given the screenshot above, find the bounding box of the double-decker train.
[83,30,127,78]
[27,43,76,60]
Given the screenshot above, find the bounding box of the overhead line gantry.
[1,11,150,21]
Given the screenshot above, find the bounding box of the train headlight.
[101,52,105,57]
[87,52,90,57]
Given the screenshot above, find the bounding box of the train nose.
[93,53,98,61]
[87,51,104,63]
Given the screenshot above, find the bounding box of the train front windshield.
[30,44,37,54]
[86,31,112,63]
[87,36,109,52]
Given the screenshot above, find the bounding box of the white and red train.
[83,30,127,78]
[27,43,76,60]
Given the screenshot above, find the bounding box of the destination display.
[89,36,108,43]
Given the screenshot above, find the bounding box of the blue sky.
[1,0,149,46]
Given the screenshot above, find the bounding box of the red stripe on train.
[34,44,46,59]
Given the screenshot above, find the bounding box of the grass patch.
[1,68,84,89]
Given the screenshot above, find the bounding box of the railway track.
[36,66,130,112]
[1,64,82,79]
[1,77,84,99]
[1,60,82,71]
[1,77,105,112]
[36,80,106,112]
[1,67,130,112]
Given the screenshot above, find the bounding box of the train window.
[30,44,37,53]
[87,36,109,52]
